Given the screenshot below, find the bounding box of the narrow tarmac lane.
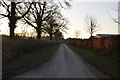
[14,44,108,78]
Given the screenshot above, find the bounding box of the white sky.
[62,1,118,39]
[0,1,119,39]
[71,0,119,2]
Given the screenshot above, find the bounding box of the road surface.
[14,44,107,78]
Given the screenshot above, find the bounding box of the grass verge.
[3,45,59,70]
[69,45,118,78]
[3,42,59,79]
[2,37,59,79]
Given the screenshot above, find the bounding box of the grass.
[3,45,59,71]
[2,36,59,78]
[69,45,118,78]
[2,36,56,62]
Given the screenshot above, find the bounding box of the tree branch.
[33,3,39,14]
[17,2,33,20]
[0,13,8,17]
[113,18,120,24]
[25,18,37,30]
[38,2,42,13]
[41,2,46,20]
[42,13,52,21]
[1,0,11,14]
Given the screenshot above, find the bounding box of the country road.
[14,44,108,78]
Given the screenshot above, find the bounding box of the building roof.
[96,34,120,38]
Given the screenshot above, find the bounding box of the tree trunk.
[9,2,16,38]
[50,34,52,40]
[36,2,46,39]
[36,23,42,39]
[36,14,42,39]
[37,30,41,39]
[9,21,15,38]
[49,27,53,40]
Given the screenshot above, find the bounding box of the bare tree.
[110,9,120,24]
[56,0,72,8]
[112,2,120,24]
[44,14,68,40]
[22,1,69,40]
[22,1,61,39]
[55,30,63,42]
[74,30,80,39]
[0,0,71,39]
[0,0,33,38]
[22,2,46,39]
[85,15,99,38]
